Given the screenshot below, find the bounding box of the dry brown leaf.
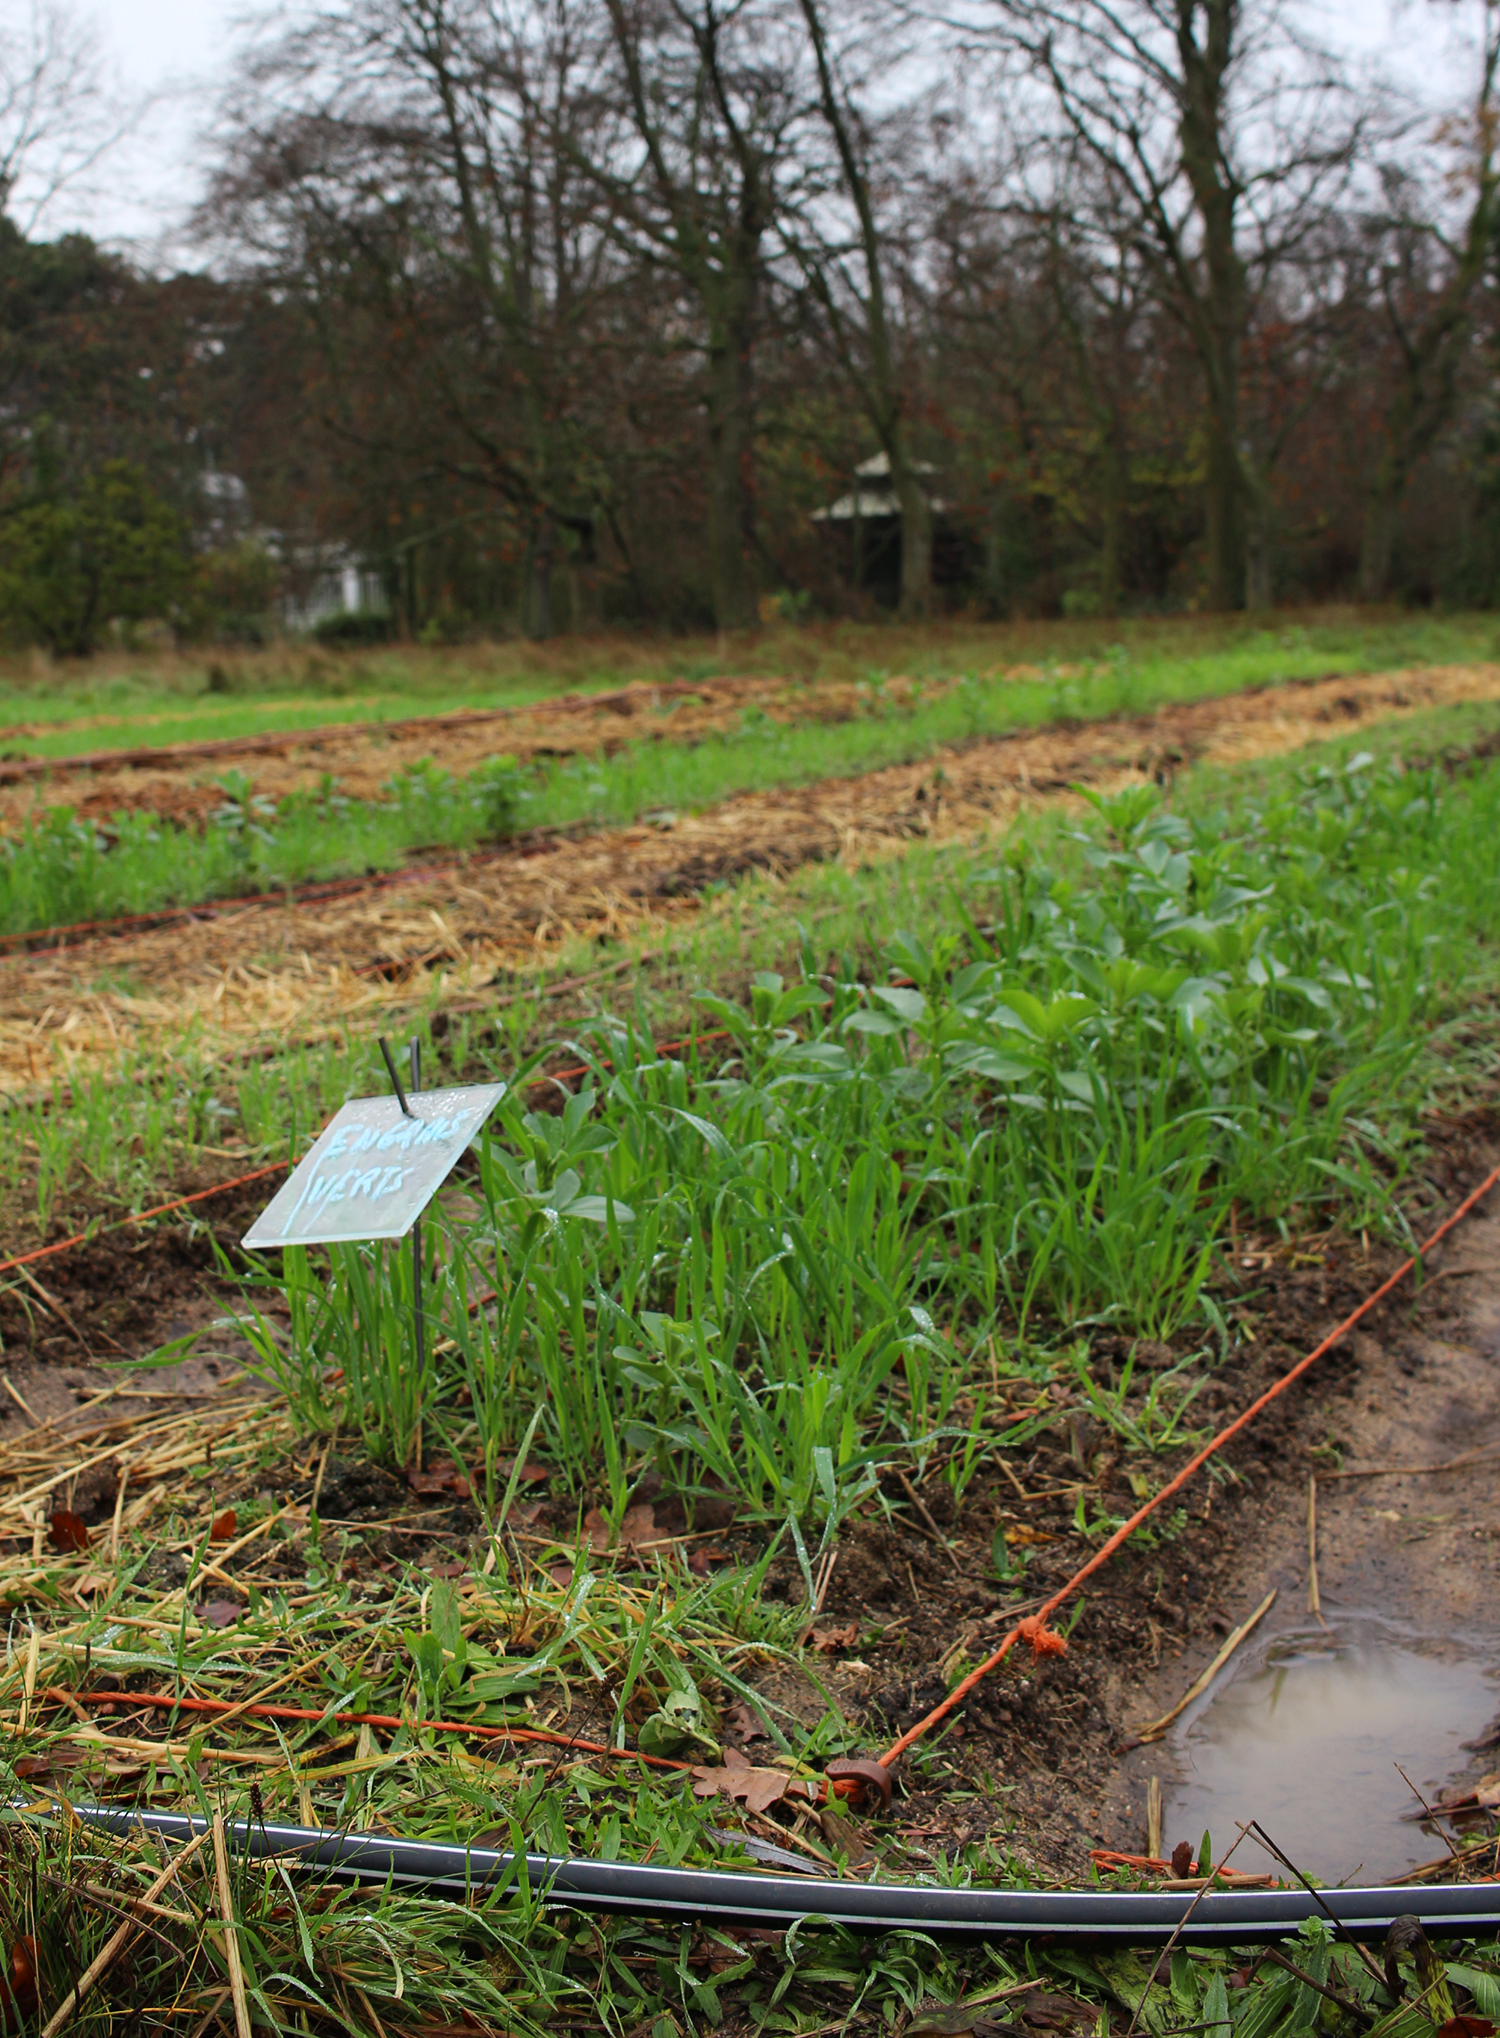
[690,1747,816,1815]
[1475,1772,1500,1809]
[209,1508,238,1542]
[407,1458,471,1499]
[197,1599,241,1628]
[808,1622,860,1653]
[688,1543,728,1576]
[726,1699,772,1744]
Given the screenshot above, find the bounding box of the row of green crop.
[212,750,1500,1576]
[0,620,1479,935]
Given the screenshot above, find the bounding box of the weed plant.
[229,749,1500,1561]
[0,757,523,934]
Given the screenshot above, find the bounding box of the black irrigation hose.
[68,1807,1500,1945]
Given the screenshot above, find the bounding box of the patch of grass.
[8,613,1499,937]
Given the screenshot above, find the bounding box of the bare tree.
[0,0,138,235]
[790,0,933,616]
[203,0,626,637]
[1355,0,1500,601]
[951,0,1365,609]
[595,0,808,630]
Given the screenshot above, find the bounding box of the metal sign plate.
[241,1083,506,1249]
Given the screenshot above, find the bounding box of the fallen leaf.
[497,1456,549,1484]
[3,1935,37,2020]
[197,1600,241,1628]
[817,1804,873,1866]
[1020,1994,1095,2030]
[429,1560,468,1579]
[1004,1523,1053,1548]
[546,1563,574,1590]
[691,1747,817,1815]
[1171,1841,1193,1879]
[581,1503,669,1554]
[726,1699,771,1743]
[209,1509,238,1542]
[688,1544,727,1575]
[620,1502,662,1546]
[1476,1772,1500,1810]
[1437,2021,1496,2038]
[808,1622,860,1653]
[407,1458,471,1499]
[14,1748,86,1780]
[47,1511,88,1553]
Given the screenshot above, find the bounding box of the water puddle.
[1163,1615,1499,1883]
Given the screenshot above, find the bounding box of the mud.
[6,660,1500,1101]
[743,1120,1500,1883]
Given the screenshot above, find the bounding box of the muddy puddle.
[1163,1614,1499,1883]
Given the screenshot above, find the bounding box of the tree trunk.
[1099,412,1125,617]
[524,515,555,640]
[1243,500,1272,612]
[1359,489,1399,604]
[1203,405,1240,610]
[705,306,759,630]
[893,446,932,618]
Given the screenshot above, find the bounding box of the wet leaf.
[687,1543,727,1575]
[3,1935,37,2020]
[726,1699,771,1743]
[1171,1840,1193,1878]
[209,1509,238,1542]
[47,1510,87,1553]
[691,1747,817,1815]
[407,1458,471,1499]
[808,1621,860,1653]
[198,1599,241,1628]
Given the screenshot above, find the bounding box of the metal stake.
[409,1037,425,1396]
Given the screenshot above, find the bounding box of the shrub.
[0,462,191,656]
[312,609,394,646]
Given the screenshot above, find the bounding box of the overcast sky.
[22,0,1475,260]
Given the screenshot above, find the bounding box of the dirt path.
[4,659,1500,1100]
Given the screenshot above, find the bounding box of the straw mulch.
[4,660,1498,1099]
[0,668,960,832]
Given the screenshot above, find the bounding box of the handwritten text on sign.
[242,1083,506,1248]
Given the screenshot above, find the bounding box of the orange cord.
[0,1164,293,1279]
[878,1160,1500,1771]
[0,1029,737,1283]
[73,1689,695,1772]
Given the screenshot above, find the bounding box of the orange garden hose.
[877,1160,1500,1773]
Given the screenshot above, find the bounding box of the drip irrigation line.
[876,1160,1500,1774]
[56,1806,1500,1942]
